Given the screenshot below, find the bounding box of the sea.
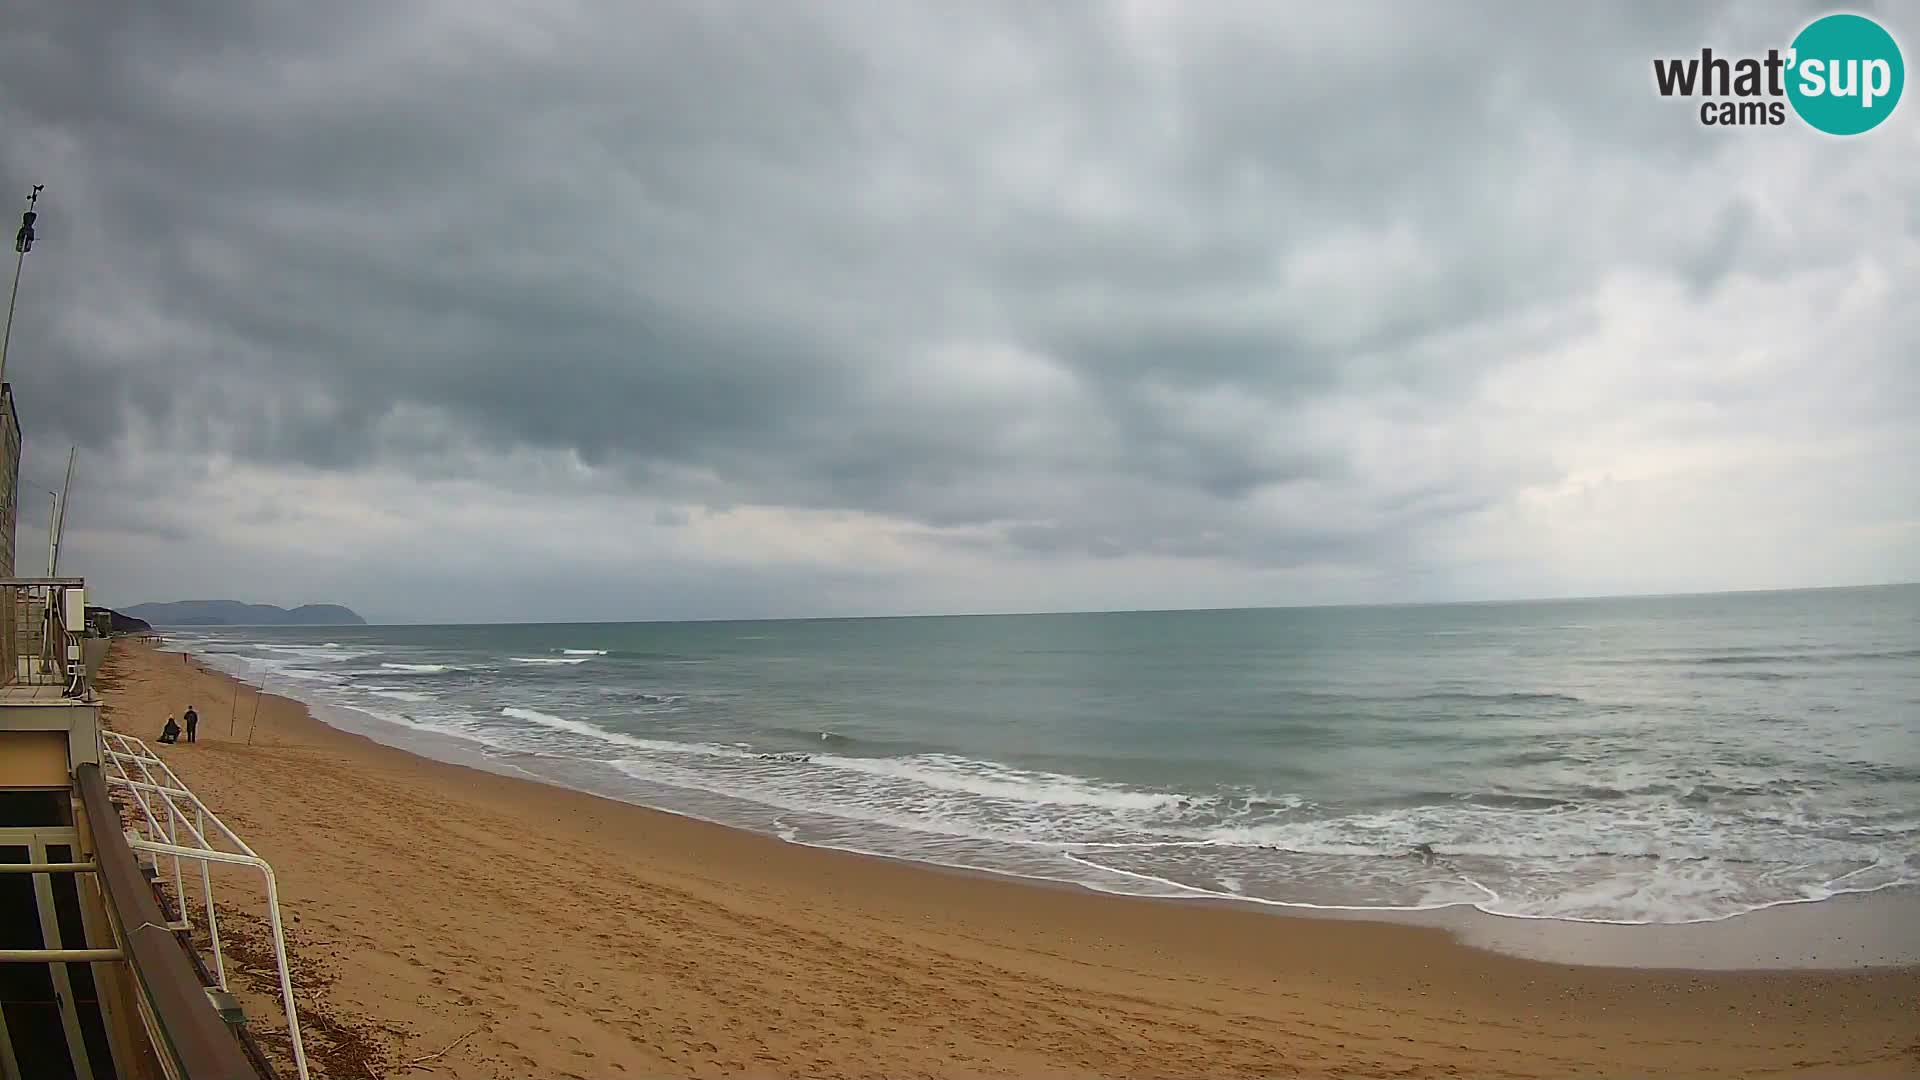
[158,584,1919,928]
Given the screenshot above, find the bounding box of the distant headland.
[120,600,368,626]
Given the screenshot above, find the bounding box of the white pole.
[0,247,23,388]
[45,490,56,576]
[50,446,74,575]
[198,805,225,990]
[0,186,43,391]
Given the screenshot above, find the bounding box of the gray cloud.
[1,0,1915,620]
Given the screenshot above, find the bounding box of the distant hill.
[85,606,153,635]
[121,601,367,627]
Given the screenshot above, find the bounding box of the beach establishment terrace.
[1,386,300,1077]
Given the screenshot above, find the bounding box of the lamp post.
[0,184,46,390]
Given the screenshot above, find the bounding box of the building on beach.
[0,196,302,1078]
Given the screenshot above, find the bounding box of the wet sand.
[97,641,1920,1078]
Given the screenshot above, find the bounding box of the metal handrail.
[76,764,258,1080]
[99,730,309,1080]
[0,948,125,962]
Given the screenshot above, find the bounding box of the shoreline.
[100,640,1920,1078]
[172,637,1920,973]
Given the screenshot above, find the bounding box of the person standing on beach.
[184,705,198,744]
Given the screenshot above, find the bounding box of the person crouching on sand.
[159,715,181,744]
[184,705,199,743]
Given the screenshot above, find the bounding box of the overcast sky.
[0,1,1914,623]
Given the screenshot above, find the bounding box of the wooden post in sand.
[246,686,262,745]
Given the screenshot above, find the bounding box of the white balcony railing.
[100,729,309,1079]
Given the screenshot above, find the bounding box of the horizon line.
[120,579,1918,629]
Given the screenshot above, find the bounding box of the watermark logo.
[1653,12,1903,134]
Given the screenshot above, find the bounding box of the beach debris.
[393,1022,486,1074]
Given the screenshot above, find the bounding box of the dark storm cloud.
[0,0,1913,617]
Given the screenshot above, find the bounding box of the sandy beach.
[96,641,1919,1079]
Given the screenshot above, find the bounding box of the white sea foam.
[235,657,349,685]
[512,656,592,665]
[379,662,457,673]
[1189,800,1883,867]
[560,649,608,655]
[481,710,1916,924]
[192,650,501,753]
[251,643,369,662]
[811,753,1182,812]
[607,755,1031,845]
[595,742,1918,923]
[367,689,435,704]
[349,705,495,747]
[500,706,743,757]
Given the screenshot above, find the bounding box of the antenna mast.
[50,445,74,575]
[0,184,45,390]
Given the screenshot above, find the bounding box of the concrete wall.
[0,728,67,785]
[0,701,101,770]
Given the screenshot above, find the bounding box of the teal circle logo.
[1787,14,1904,135]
